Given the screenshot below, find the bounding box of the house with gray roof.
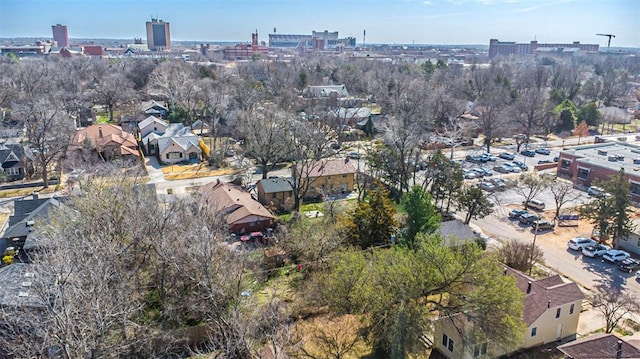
[140,120,202,164]
[257,177,294,211]
[0,143,30,181]
[141,100,168,119]
[436,219,480,248]
[304,85,349,99]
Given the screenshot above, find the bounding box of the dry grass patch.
[0,186,56,199]
[162,163,236,181]
[292,314,373,359]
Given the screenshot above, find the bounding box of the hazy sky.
[1,0,639,47]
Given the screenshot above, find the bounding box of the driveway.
[145,156,165,184]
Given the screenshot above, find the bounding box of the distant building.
[268,34,313,48]
[223,31,269,60]
[52,24,69,47]
[268,30,354,50]
[146,18,171,51]
[489,39,598,58]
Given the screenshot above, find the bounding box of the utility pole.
[596,33,615,54]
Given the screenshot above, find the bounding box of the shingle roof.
[302,159,357,178]
[70,124,139,157]
[437,219,478,247]
[0,263,44,308]
[200,180,275,225]
[3,197,61,240]
[156,135,200,154]
[0,143,25,168]
[557,333,640,358]
[138,115,166,131]
[504,267,584,326]
[305,85,349,98]
[259,177,293,193]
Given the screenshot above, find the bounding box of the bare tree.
[514,173,551,210]
[591,290,640,334]
[295,315,365,359]
[89,70,136,122]
[497,239,545,273]
[549,180,581,220]
[239,106,288,179]
[13,98,75,187]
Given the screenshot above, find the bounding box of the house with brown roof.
[557,333,640,358]
[433,267,584,358]
[294,158,357,199]
[200,180,275,233]
[68,124,139,161]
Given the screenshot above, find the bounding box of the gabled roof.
[302,158,357,178]
[138,115,167,130]
[0,263,44,308]
[258,177,293,193]
[0,143,25,167]
[71,124,139,157]
[557,333,640,358]
[191,120,210,130]
[305,85,349,98]
[3,197,62,240]
[335,107,371,120]
[504,267,584,326]
[140,100,168,113]
[156,135,200,154]
[200,180,275,225]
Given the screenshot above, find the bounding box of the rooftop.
[560,141,640,174]
[557,333,640,358]
[0,263,44,308]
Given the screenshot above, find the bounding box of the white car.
[603,250,630,263]
[637,271,640,281]
[582,243,611,257]
[567,237,596,251]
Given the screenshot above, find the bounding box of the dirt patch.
[162,163,236,180]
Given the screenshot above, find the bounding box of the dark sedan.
[617,258,640,273]
[520,150,536,157]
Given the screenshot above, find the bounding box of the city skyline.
[1,0,639,48]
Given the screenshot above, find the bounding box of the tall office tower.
[146,18,171,51]
[52,24,69,47]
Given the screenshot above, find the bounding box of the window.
[570,303,575,315]
[556,308,561,318]
[531,327,537,337]
[6,168,20,175]
[272,193,277,199]
[342,174,348,178]
[577,167,589,180]
[167,152,181,160]
[560,159,571,170]
[630,182,640,196]
[474,343,488,357]
[441,334,455,353]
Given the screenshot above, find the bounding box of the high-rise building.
[52,24,69,47]
[146,18,171,51]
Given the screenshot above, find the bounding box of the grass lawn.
[0,186,56,199]
[162,163,237,181]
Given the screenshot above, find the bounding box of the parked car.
[493,165,511,174]
[477,167,493,176]
[538,159,553,164]
[617,258,640,273]
[587,186,606,197]
[466,155,487,163]
[347,151,361,160]
[509,209,529,219]
[603,250,631,263]
[519,213,541,225]
[513,161,529,171]
[520,149,536,157]
[499,152,516,160]
[490,178,507,189]
[478,182,496,192]
[532,220,554,231]
[525,199,545,210]
[535,148,551,155]
[582,243,612,257]
[567,237,596,251]
[503,163,521,173]
[553,156,559,162]
[463,170,477,179]
[481,153,497,162]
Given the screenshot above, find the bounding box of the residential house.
[68,124,140,161]
[141,100,168,119]
[0,143,30,181]
[257,177,294,211]
[191,119,210,135]
[200,180,275,233]
[139,118,201,164]
[304,85,349,99]
[557,333,640,358]
[294,158,357,199]
[2,193,63,262]
[433,267,584,358]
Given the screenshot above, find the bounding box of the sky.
[1,0,639,47]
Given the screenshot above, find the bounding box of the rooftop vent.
[24,272,34,278]
[608,156,618,162]
[21,281,32,287]
[634,158,640,165]
[597,150,608,156]
[26,220,35,227]
[18,292,29,297]
[617,155,625,161]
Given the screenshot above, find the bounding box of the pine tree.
[400,185,440,250]
[342,182,398,249]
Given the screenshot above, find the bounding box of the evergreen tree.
[400,185,440,250]
[341,183,397,249]
[456,185,494,224]
[554,99,578,133]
